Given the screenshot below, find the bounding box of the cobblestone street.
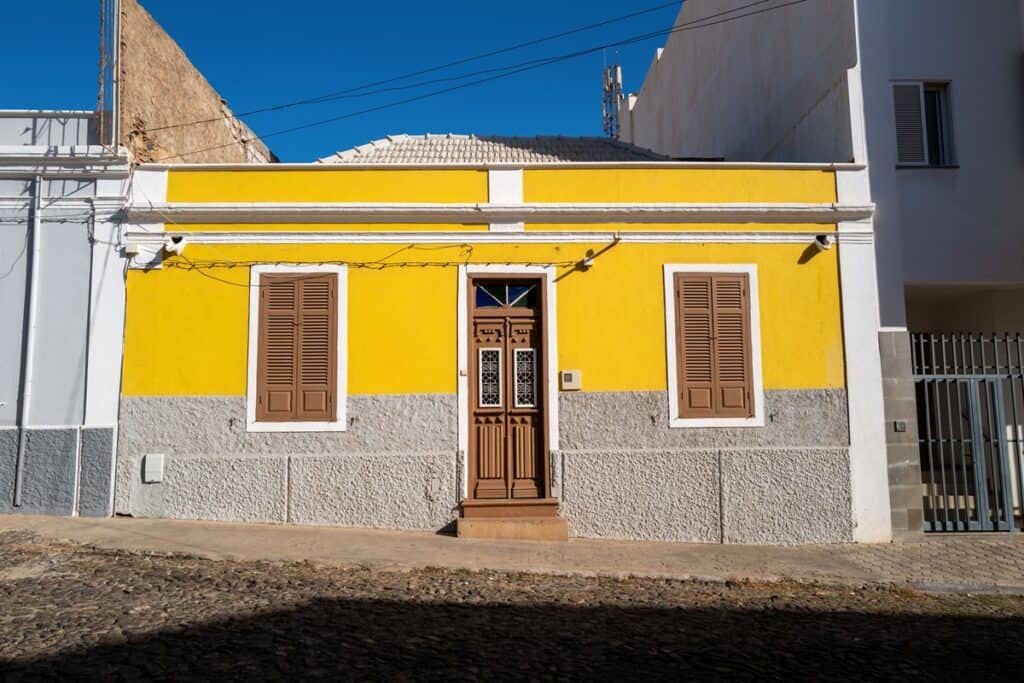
[2,530,1024,681]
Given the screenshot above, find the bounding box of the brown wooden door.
[468,278,547,501]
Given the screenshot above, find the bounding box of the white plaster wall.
[858,0,1024,327]
[620,0,857,162]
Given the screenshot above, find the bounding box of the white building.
[620,0,1024,536]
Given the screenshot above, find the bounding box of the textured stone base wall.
[0,427,114,516]
[558,448,853,544]
[558,390,854,544]
[117,390,853,543]
[115,396,458,531]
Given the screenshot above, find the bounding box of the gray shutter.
[893,83,926,164]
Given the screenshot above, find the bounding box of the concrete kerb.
[3,515,1023,595]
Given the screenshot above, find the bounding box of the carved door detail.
[469,279,547,501]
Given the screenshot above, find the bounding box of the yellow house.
[116,134,889,544]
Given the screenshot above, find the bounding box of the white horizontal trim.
[669,416,766,428]
[245,421,346,433]
[139,161,868,171]
[0,145,128,167]
[2,424,80,431]
[125,201,874,225]
[126,228,867,248]
[0,109,98,117]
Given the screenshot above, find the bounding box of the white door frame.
[456,265,559,500]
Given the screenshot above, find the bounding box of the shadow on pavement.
[4,597,1023,680]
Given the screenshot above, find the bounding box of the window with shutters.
[893,81,956,167]
[663,265,764,428]
[246,266,347,432]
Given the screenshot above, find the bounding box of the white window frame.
[893,79,957,168]
[663,264,765,428]
[246,264,348,433]
[513,347,537,408]
[477,347,503,408]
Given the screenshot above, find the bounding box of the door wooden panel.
[468,278,547,501]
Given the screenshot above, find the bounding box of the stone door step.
[456,516,570,542]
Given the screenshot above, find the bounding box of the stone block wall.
[119,0,275,164]
[879,330,925,537]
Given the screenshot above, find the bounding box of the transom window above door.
[474,283,538,309]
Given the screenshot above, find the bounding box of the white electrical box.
[560,370,582,391]
[143,453,164,484]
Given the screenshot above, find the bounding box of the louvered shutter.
[676,274,715,417]
[711,274,752,417]
[893,83,926,164]
[256,274,337,422]
[675,273,753,419]
[296,275,337,420]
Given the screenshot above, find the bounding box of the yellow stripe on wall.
[167,169,489,203]
[524,169,838,204]
[122,241,845,397]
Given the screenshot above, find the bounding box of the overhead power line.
[145,1,685,134]
[155,0,811,162]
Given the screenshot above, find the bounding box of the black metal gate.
[912,333,1023,532]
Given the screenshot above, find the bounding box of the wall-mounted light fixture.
[163,235,188,256]
[813,234,834,252]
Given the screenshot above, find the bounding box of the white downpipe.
[13,176,43,507]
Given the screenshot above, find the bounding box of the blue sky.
[3,1,682,161]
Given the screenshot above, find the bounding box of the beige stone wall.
[118,0,275,164]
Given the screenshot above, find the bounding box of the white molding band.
[123,229,870,251]
[245,264,349,433]
[123,201,874,225]
[456,265,559,500]
[138,161,868,172]
[835,166,892,542]
[662,264,765,429]
[838,219,892,542]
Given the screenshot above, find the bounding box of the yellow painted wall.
[524,168,837,204]
[177,222,488,233]
[122,241,846,397]
[167,169,489,203]
[166,167,836,205]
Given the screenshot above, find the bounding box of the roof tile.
[318,134,667,164]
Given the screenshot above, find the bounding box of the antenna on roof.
[602,63,623,140]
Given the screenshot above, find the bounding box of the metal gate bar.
[912,332,1023,532]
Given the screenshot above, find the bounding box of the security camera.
[813,234,834,251]
[163,235,188,255]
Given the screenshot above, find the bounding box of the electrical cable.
[143,1,686,134]
[128,166,581,284]
[154,0,809,161]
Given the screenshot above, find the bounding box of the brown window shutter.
[675,273,754,419]
[296,275,337,421]
[256,273,337,422]
[711,274,753,418]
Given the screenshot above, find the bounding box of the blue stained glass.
[509,284,537,308]
[475,285,504,308]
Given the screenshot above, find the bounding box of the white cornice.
[138,161,868,171]
[124,201,874,225]
[0,145,130,176]
[123,228,869,247]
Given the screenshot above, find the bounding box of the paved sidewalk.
[2,515,1023,593]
